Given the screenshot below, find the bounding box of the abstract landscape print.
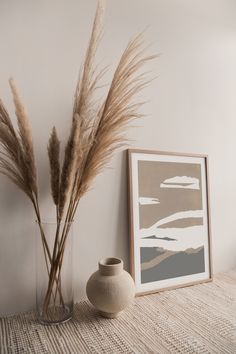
[128,150,212,295]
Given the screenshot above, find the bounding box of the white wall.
[0,0,236,316]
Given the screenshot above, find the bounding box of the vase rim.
[99,257,123,267]
[99,257,123,276]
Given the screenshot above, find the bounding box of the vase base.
[99,311,120,318]
[38,315,72,326]
[37,304,73,325]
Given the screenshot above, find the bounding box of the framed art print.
[128,149,212,295]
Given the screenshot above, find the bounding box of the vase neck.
[99,258,123,276]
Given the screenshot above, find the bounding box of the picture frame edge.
[127,149,135,281]
[135,277,213,297]
[127,148,213,296]
[205,155,214,279]
[127,147,209,159]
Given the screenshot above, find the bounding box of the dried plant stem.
[43,188,79,309]
[33,198,65,306]
[43,219,71,311]
[49,195,82,303]
[45,225,62,306]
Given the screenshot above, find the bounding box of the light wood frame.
[128,148,213,296]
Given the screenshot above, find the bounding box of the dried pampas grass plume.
[73,0,105,121]
[9,78,38,196]
[78,33,157,199]
[48,127,60,207]
[0,80,39,205]
[59,116,81,220]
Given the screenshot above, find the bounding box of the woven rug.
[0,271,236,354]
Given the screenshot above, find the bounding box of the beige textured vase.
[86,257,135,318]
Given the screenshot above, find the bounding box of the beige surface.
[0,271,235,354]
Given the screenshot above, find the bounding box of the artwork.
[128,149,212,295]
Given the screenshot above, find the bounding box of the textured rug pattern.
[0,272,236,353]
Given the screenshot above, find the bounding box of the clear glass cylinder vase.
[35,220,73,325]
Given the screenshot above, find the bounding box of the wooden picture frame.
[128,149,213,296]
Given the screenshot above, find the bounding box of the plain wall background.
[0,0,236,316]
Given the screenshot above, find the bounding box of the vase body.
[86,257,135,318]
[35,220,73,325]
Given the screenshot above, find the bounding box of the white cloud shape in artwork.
[139,197,160,205]
[160,176,200,190]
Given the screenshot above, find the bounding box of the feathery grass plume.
[0,98,18,139]
[72,0,106,173]
[9,78,38,196]
[0,121,31,198]
[0,159,29,197]
[48,127,60,206]
[58,116,81,219]
[73,0,105,120]
[0,100,34,200]
[0,99,23,164]
[76,34,156,199]
[67,0,107,208]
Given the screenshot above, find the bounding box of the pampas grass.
[59,117,80,220]
[0,87,36,202]
[0,0,157,318]
[48,127,60,208]
[9,78,38,197]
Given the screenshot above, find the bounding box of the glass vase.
[35,220,73,325]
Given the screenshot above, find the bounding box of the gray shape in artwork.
[140,247,165,263]
[142,236,177,241]
[142,235,157,240]
[140,247,205,284]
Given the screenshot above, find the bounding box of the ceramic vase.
[86,257,135,318]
